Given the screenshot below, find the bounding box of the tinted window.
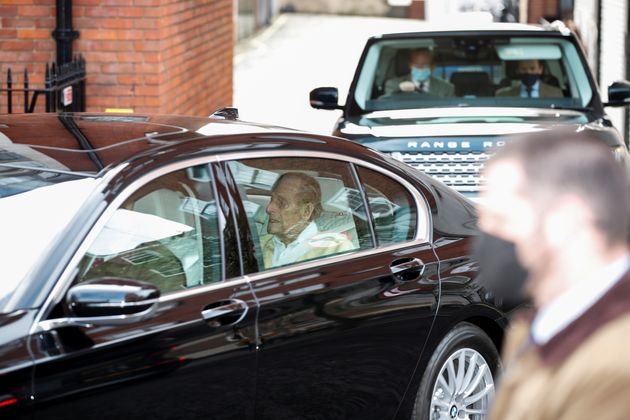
[227,158,373,270]
[76,165,221,293]
[356,166,417,245]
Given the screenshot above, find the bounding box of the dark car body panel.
[0,113,504,419]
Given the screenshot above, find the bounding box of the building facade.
[0,1,234,116]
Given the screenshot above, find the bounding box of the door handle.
[201,299,248,326]
[389,257,425,281]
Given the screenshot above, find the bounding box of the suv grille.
[393,151,490,193]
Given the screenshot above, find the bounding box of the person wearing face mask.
[474,130,630,420]
[496,59,563,98]
[384,48,455,97]
[260,172,354,268]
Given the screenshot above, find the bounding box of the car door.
[29,162,258,419]
[222,153,440,419]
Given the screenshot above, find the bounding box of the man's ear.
[301,202,314,220]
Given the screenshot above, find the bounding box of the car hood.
[343,106,587,132]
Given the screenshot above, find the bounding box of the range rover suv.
[310,22,630,196]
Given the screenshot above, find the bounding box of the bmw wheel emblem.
[450,405,458,418]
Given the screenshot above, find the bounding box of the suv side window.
[75,165,221,294]
[227,157,373,270]
[356,166,417,245]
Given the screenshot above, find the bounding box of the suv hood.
[342,107,589,139]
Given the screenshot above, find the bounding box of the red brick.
[101,63,134,74]
[16,28,50,39]
[116,52,143,63]
[101,18,134,29]
[0,29,18,38]
[85,7,118,17]
[1,40,34,50]
[0,6,18,16]
[2,0,34,4]
[17,5,49,16]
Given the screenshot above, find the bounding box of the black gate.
[1,56,86,114]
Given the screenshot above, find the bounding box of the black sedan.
[0,112,506,419]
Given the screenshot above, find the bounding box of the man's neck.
[534,242,629,308]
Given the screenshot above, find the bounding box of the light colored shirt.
[531,254,630,345]
[519,81,540,98]
[270,221,319,267]
[414,79,431,92]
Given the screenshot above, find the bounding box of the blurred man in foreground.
[475,130,630,419]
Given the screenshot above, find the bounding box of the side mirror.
[34,278,161,332]
[67,278,160,318]
[309,87,342,110]
[605,81,630,107]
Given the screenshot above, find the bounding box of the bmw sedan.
[0,112,506,419]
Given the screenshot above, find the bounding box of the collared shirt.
[414,79,431,93]
[520,80,540,98]
[531,254,630,345]
[270,221,318,267]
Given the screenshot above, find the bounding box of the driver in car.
[260,172,354,268]
[384,48,455,97]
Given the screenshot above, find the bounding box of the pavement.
[233,13,428,134]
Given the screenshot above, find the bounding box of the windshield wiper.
[548,104,593,112]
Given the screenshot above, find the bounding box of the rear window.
[353,35,593,112]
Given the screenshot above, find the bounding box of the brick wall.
[0,0,233,116]
[0,3,56,113]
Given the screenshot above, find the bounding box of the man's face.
[409,51,433,70]
[478,159,541,269]
[517,60,544,75]
[266,178,312,240]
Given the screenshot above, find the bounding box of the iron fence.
[1,56,86,114]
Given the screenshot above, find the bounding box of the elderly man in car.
[260,172,354,268]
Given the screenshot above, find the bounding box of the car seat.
[450,72,494,97]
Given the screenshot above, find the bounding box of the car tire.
[411,322,500,420]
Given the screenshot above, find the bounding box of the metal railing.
[1,56,86,114]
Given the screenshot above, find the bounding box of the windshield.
[0,171,98,312]
[353,35,593,112]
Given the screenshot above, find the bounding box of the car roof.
[0,113,386,176]
[376,21,565,39]
[0,113,289,173]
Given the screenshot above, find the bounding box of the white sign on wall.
[62,86,73,107]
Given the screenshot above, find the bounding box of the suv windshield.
[354,35,593,112]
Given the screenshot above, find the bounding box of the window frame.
[32,156,244,333]
[217,150,432,277]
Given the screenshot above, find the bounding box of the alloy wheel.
[429,347,494,419]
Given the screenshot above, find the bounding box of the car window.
[75,165,221,294]
[354,35,593,112]
[356,166,417,245]
[227,157,373,271]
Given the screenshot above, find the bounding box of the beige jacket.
[490,270,630,420]
[260,230,355,269]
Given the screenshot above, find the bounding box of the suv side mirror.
[605,81,630,107]
[310,87,342,110]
